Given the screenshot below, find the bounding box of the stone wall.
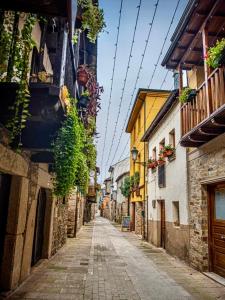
[67,192,85,238]
[51,200,68,256]
[188,133,225,271]
[135,202,143,235]
[0,142,66,292]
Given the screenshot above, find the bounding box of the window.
[172,201,180,227]
[169,129,175,148]
[152,147,156,160]
[158,164,166,188]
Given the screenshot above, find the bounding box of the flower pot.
[77,69,89,86]
[187,89,197,102]
[148,162,156,169]
[79,95,90,108]
[158,159,165,166]
[165,149,173,157]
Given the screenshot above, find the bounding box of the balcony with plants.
[162,0,225,147]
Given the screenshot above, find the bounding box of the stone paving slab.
[6,217,225,300]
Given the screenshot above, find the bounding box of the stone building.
[162,0,225,277]
[142,90,189,261]
[0,0,99,293]
[67,191,85,238]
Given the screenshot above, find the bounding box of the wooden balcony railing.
[181,67,225,136]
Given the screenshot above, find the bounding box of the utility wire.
[104,0,143,178]
[117,70,170,162]
[100,0,124,180]
[147,0,181,88]
[108,0,181,170]
[109,0,160,166]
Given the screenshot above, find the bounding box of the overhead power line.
[147,0,181,88]
[109,0,160,166]
[117,70,171,162]
[100,0,124,179]
[103,0,143,179]
[108,0,181,170]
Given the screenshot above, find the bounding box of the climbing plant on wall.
[53,97,97,197]
[0,12,36,144]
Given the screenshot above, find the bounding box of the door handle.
[221,235,225,240]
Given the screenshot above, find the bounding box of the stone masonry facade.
[67,192,85,238]
[0,139,68,292]
[188,133,225,271]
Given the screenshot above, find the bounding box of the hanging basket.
[77,66,90,86]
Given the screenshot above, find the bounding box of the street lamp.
[131,147,147,166]
[131,146,139,162]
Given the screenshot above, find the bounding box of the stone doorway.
[31,188,47,266]
[0,173,11,278]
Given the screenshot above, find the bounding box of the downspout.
[143,98,146,240]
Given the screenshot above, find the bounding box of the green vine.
[78,0,106,43]
[53,97,97,197]
[0,12,36,144]
[120,177,131,198]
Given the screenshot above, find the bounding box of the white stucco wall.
[147,102,189,225]
[110,157,130,204]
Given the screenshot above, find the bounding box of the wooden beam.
[178,0,223,68]
[202,26,213,116]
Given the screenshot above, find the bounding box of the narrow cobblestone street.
[8,217,225,300]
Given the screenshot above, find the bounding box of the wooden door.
[160,200,166,248]
[131,202,135,231]
[209,184,225,277]
[31,188,46,266]
[0,174,11,271]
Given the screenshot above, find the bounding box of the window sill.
[168,154,176,162]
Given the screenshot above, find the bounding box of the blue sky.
[96,0,188,182]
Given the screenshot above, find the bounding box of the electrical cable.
[99,0,124,181]
[103,0,143,179]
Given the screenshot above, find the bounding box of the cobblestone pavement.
[8,217,225,300]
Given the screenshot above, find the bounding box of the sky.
[96,0,188,182]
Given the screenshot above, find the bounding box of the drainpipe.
[143,98,147,240]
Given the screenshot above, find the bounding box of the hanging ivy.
[0,12,36,144]
[53,97,97,197]
[78,0,105,43]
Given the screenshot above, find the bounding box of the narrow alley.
[8,217,225,300]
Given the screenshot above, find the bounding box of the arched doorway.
[31,188,47,266]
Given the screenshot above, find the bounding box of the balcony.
[0,82,65,162]
[180,67,225,147]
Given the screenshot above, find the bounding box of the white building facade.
[109,157,130,223]
[142,92,189,261]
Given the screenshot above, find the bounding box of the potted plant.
[77,65,90,86]
[179,87,196,104]
[79,90,90,108]
[206,38,225,69]
[148,158,158,169]
[163,145,175,157]
[158,156,165,166]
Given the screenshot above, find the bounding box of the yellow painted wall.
[129,91,169,202]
